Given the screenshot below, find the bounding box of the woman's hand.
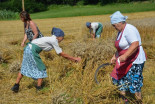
[21,34,27,47]
[74,57,81,62]
[118,55,127,63]
[59,52,81,63]
[111,55,116,64]
[21,42,25,47]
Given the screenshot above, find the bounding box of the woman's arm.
[119,41,139,62]
[59,52,81,62]
[21,34,27,47]
[29,21,39,40]
[92,28,96,39]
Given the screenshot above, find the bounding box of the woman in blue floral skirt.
[11,27,81,92]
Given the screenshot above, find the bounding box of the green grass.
[31,2,155,19]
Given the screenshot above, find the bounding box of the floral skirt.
[21,46,47,80]
[112,63,145,93]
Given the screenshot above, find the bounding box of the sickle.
[94,63,112,84]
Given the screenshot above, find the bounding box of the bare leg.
[135,92,143,104]
[119,91,129,103]
[11,72,23,92]
[16,72,23,84]
[35,78,43,91]
[37,78,43,87]
[120,91,126,96]
[135,92,142,100]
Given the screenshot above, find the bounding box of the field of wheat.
[0,11,155,104]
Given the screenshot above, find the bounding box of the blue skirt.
[21,46,47,80]
[112,63,145,93]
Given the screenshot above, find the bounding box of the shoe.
[135,99,142,104]
[35,86,43,91]
[11,83,19,92]
[124,99,129,104]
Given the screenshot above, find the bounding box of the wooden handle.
[22,0,25,11]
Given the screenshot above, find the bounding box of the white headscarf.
[110,11,128,24]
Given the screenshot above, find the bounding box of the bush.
[25,1,47,13]
[0,0,153,13]
[0,9,18,20]
[62,0,77,5]
[83,0,100,5]
[0,0,47,13]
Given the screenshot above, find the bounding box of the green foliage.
[0,0,153,13]
[149,0,155,2]
[83,0,99,5]
[62,0,77,5]
[0,1,154,19]
[34,0,80,5]
[76,0,85,5]
[0,9,18,20]
[0,0,22,12]
[0,1,11,11]
[10,0,21,12]
[25,0,47,13]
[0,0,47,13]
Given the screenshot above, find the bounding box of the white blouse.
[117,24,146,64]
[91,22,99,34]
[31,35,62,54]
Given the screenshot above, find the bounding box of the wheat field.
[0,11,155,104]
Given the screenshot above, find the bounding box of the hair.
[20,11,31,22]
[121,21,126,24]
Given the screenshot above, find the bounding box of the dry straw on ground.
[0,11,155,104]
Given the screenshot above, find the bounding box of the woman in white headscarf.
[110,11,146,103]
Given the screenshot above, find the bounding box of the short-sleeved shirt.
[117,24,146,64]
[31,35,62,54]
[91,22,99,34]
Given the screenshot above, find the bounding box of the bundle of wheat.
[9,60,21,72]
[0,50,12,64]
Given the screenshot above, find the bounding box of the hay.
[0,50,13,64]
[9,60,21,72]
[0,12,155,104]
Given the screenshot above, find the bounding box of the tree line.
[0,0,152,13]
